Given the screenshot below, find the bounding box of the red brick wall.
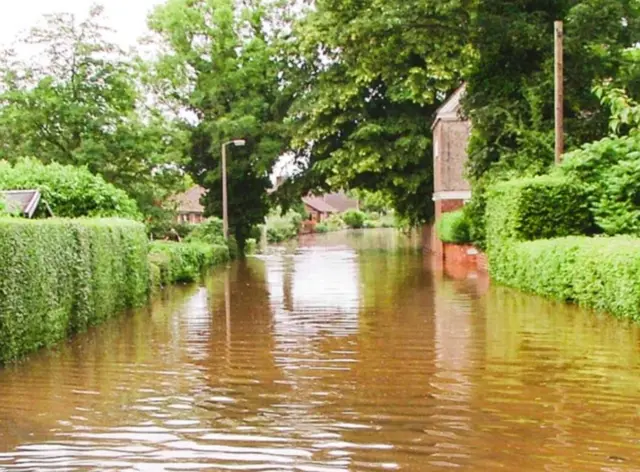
[438,199,465,214]
[442,243,489,274]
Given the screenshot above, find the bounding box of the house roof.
[1,190,50,218]
[432,84,467,130]
[172,186,206,214]
[303,196,338,214]
[322,192,359,212]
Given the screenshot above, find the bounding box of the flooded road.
[1,229,640,471]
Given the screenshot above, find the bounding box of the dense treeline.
[0,1,637,247]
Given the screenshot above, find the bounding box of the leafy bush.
[148,241,229,285]
[0,218,149,363]
[148,217,197,240]
[342,209,366,229]
[490,236,640,321]
[324,214,346,231]
[465,180,491,250]
[185,217,225,245]
[486,175,595,247]
[266,209,302,243]
[244,238,258,255]
[560,134,640,236]
[315,222,330,233]
[436,209,472,244]
[0,158,141,220]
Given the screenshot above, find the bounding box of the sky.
[0,0,163,50]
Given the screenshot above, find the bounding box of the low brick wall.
[300,221,316,235]
[442,243,488,273]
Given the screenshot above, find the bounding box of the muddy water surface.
[1,229,639,471]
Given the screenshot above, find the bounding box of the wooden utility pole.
[554,21,564,164]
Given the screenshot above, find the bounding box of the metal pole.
[222,143,229,240]
[555,20,564,164]
[224,271,231,347]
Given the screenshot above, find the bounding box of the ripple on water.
[1,230,640,470]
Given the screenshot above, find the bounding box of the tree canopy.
[148,0,293,247]
[0,0,638,237]
[0,5,188,220]
[464,0,640,179]
[277,0,474,225]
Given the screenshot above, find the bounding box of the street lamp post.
[221,139,246,240]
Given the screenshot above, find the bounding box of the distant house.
[302,196,338,222]
[321,191,359,212]
[270,177,360,221]
[172,186,206,224]
[1,190,53,218]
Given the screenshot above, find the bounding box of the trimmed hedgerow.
[0,218,149,364]
[486,175,596,246]
[490,236,640,321]
[436,209,471,244]
[148,241,229,286]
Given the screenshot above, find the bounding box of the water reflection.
[0,229,639,471]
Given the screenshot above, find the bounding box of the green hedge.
[148,241,229,287]
[490,236,640,321]
[0,218,149,363]
[436,209,471,244]
[486,175,595,246]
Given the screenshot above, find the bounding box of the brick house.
[302,196,338,222]
[172,186,206,224]
[321,191,359,213]
[429,84,472,254]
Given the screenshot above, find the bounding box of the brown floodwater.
[1,228,639,471]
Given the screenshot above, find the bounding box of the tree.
[279,0,474,226]
[594,47,640,135]
[463,0,640,180]
[0,5,188,218]
[148,0,293,250]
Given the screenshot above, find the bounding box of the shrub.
[185,218,225,245]
[266,209,302,243]
[148,241,229,285]
[244,238,258,255]
[363,220,377,229]
[465,182,489,250]
[148,217,196,241]
[324,214,346,231]
[0,158,141,220]
[486,175,595,247]
[559,134,640,236]
[436,209,471,244]
[315,222,329,233]
[342,209,366,229]
[490,236,640,321]
[0,218,149,363]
